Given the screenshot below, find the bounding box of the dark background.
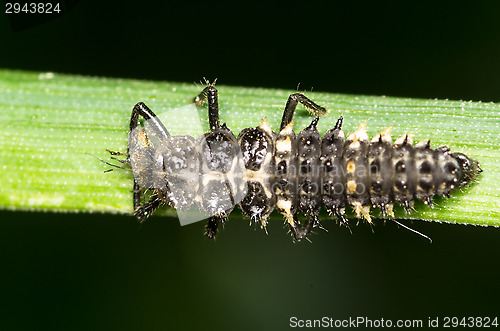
[1,1,499,330]
[3,0,500,101]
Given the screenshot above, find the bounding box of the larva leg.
[130,102,170,137]
[129,102,171,219]
[280,93,328,131]
[193,84,220,130]
[134,192,163,221]
[288,214,321,242]
[204,214,228,240]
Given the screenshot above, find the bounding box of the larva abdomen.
[239,118,482,230]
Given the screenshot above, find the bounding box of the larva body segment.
[343,122,372,221]
[274,122,298,226]
[320,118,346,221]
[367,127,393,216]
[238,119,276,227]
[297,119,322,219]
[413,140,435,203]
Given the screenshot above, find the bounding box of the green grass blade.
[0,69,498,226]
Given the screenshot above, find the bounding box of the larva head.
[452,153,483,187]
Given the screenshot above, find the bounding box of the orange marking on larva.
[138,131,151,147]
[346,161,356,173]
[347,180,357,193]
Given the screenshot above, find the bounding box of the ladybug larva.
[114,83,482,241]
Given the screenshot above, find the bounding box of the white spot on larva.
[279,121,294,135]
[347,180,357,193]
[259,118,273,135]
[347,121,369,147]
[276,136,292,152]
[353,202,372,224]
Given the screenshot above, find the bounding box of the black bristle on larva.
[204,214,227,239]
[204,216,219,239]
[124,84,483,242]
